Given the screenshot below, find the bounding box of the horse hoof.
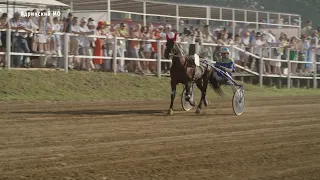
[167,109,174,115]
[195,108,201,114]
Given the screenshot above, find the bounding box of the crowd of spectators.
[0,11,319,76]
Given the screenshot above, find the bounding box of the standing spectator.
[100,21,115,72]
[233,34,241,72]
[240,31,250,70]
[0,13,7,67]
[279,33,289,74]
[38,10,47,54]
[52,17,62,56]
[78,18,96,71]
[289,36,299,75]
[129,24,143,73]
[261,35,271,74]
[142,26,153,73]
[298,34,310,75]
[116,22,129,72]
[93,21,104,71]
[9,12,32,68]
[225,33,234,44]
[301,20,313,37]
[163,24,175,74]
[151,25,161,73]
[70,17,81,69]
[63,12,73,33]
[250,32,263,72]
[202,25,214,60]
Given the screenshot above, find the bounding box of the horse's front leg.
[167,80,177,115]
[185,82,195,107]
[195,79,204,114]
[202,74,210,107]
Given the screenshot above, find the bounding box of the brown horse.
[165,34,222,115]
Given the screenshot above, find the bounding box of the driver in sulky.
[213,47,235,85]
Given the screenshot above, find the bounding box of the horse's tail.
[208,74,224,97]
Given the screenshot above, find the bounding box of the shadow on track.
[10,109,167,116]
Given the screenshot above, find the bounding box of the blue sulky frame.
[181,60,245,115]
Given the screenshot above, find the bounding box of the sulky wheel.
[232,88,245,115]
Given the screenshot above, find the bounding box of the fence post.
[313,50,317,89]
[112,36,117,74]
[5,29,11,69]
[259,57,263,87]
[259,48,263,87]
[287,48,291,88]
[156,40,161,78]
[63,33,69,73]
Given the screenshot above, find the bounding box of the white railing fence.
[1,29,319,89]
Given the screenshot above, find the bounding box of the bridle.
[168,41,188,59]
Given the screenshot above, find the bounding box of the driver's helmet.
[221,47,230,55]
[220,47,230,59]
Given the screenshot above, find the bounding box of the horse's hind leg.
[167,80,177,115]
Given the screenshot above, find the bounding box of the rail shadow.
[10,109,167,116]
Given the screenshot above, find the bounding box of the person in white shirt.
[240,31,251,69]
[250,32,264,72]
[70,17,81,69]
[52,17,61,55]
[9,12,33,68]
[78,18,95,71]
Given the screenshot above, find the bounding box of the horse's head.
[164,33,181,59]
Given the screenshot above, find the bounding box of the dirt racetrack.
[1,96,320,180]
